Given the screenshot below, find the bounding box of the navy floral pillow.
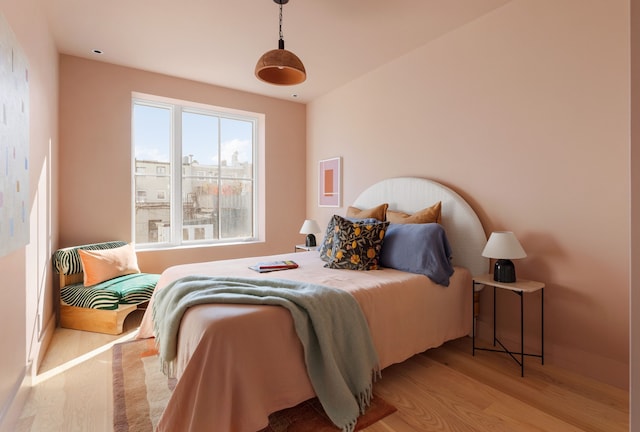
[319,216,382,262]
[324,215,389,270]
[319,218,337,262]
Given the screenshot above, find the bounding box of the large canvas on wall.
[0,13,30,257]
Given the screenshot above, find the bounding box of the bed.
[137,177,488,432]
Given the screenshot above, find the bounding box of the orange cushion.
[386,201,442,224]
[78,244,141,286]
[345,203,388,221]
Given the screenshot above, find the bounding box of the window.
[132,95,261,248]
[136,190,147,203]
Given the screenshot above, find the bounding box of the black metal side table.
[472,273,545,377]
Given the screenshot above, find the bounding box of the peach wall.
[0,1,59,430]
[307,0,630,388]
[58,56,306,273]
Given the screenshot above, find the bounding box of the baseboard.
[474,319,628,389]
[34,315,56,375]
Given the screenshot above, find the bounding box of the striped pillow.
[61,273,159,310]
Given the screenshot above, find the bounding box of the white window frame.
[132,93,264,250]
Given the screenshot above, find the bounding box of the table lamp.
[481,231,527,283]
[299,219,321,247]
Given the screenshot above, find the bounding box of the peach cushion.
[78,243,141,286]
[386,201,442,224]
[345,203,388,221]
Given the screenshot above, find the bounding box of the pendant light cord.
[279,2,284,41]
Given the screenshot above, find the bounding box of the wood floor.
[15,312,628,432]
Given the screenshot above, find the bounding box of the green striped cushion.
[61,273,160,310]
[53,241,128,275]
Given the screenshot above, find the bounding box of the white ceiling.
[40,0,511,103]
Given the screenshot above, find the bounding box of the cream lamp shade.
[482,231,526,283]
[299,219,321,247]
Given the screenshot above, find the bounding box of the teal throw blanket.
[152,275,380,432]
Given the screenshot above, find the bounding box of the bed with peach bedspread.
[137,177,488,432]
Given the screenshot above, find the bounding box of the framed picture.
[318,157,341,207]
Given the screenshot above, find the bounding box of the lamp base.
[305,234,317,247]
[493,259,516,283]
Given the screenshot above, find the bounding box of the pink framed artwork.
[318,157,341,207]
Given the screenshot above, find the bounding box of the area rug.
[113,338,396,432]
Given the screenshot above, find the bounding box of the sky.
[133,103,253,166]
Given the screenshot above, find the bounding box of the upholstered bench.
[53,241,159,335]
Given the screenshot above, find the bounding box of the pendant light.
[255,0,306,86]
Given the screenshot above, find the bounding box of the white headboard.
[352,177,489,277]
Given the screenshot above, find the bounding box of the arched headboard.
[352,177,489,277]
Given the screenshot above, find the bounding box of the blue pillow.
[379,223,454,286]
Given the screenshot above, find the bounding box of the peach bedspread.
[138,251,472,432]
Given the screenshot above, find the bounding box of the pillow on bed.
[78,243,141,286]
[386,201,442,224]
[379,223,454,286]
[324,215,389,271]
[319,218,337,262]
[319,216,380,262]
[345,203,388,221]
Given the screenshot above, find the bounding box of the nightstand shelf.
[472,273,544,376]
[294,244,317,252]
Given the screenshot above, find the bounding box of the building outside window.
[132,95,261,248]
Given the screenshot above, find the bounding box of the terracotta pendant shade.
[255,44,306,85]
[255,0,306,86]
